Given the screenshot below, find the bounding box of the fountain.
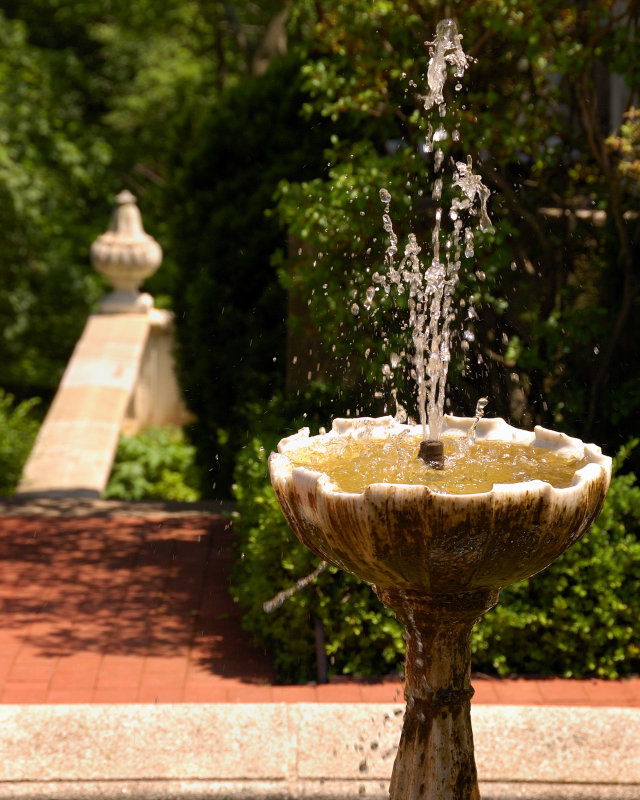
[270,416,610,798]
[267,19,612,800]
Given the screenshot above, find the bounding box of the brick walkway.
[0,510,638,706]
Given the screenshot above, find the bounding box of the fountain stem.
[375,587,500,800]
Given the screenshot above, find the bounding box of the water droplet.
[379,188,392,204]
[351,303,360,315]
[433,124,447,142]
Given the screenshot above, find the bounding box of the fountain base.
[375,587,500,800]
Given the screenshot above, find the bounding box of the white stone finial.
[91,190,163,313]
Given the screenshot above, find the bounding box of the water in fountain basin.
[373,19,493,445]
[287,435,586,495]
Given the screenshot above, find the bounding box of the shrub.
[231,432,640,682]
[0,389,40,496]
[472,441,640,678]
[104,425,201,502]
[230,434,404,683]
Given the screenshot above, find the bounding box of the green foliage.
[607,107,640,189]
[104,426,201,502]
[276,0,640,469]
[230,434,404,683]
[170,54,340,496]
[232,434,640,682]
[0,0,289,400]
[0,390,40,496]
[0,9,108,392]
[473,446,640,678]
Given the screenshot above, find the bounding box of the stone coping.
[0,496,233,517]
[0,703,638,800]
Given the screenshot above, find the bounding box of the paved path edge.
[0,780,637,800]
[0,703,638,799]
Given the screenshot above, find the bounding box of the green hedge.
[230,434,404,683]
[231,435,640,682]
[104,425,201,502]
[0,389,40,496]
[473,441,640,678]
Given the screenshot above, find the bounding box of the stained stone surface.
[0,705,288,781]
[0,703,638,799]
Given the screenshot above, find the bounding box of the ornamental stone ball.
[91,190,162,313]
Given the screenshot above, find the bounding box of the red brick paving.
[0,511,638,706]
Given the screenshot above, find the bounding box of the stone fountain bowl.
[268,415,612,595]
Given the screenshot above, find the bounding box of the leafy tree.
[275,0,640,466]
[228,1,640,683]
[0,10,108,394]
[0,0,289,399]
[168,54,340,495]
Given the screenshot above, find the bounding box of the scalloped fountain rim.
[270,415,612,500]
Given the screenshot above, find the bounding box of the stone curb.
[0,703,638,799]
[0,498,233,518]
[0,782,637,800]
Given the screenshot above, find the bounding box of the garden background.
[1,0,639,683]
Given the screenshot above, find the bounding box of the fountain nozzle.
[418,439,445,469]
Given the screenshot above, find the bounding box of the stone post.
[90,190,162,314]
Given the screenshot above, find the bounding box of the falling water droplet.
[433,124,447,142]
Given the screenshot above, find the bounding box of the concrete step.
[0,703,638,799]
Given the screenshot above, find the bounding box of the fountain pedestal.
[376,588,499,800]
